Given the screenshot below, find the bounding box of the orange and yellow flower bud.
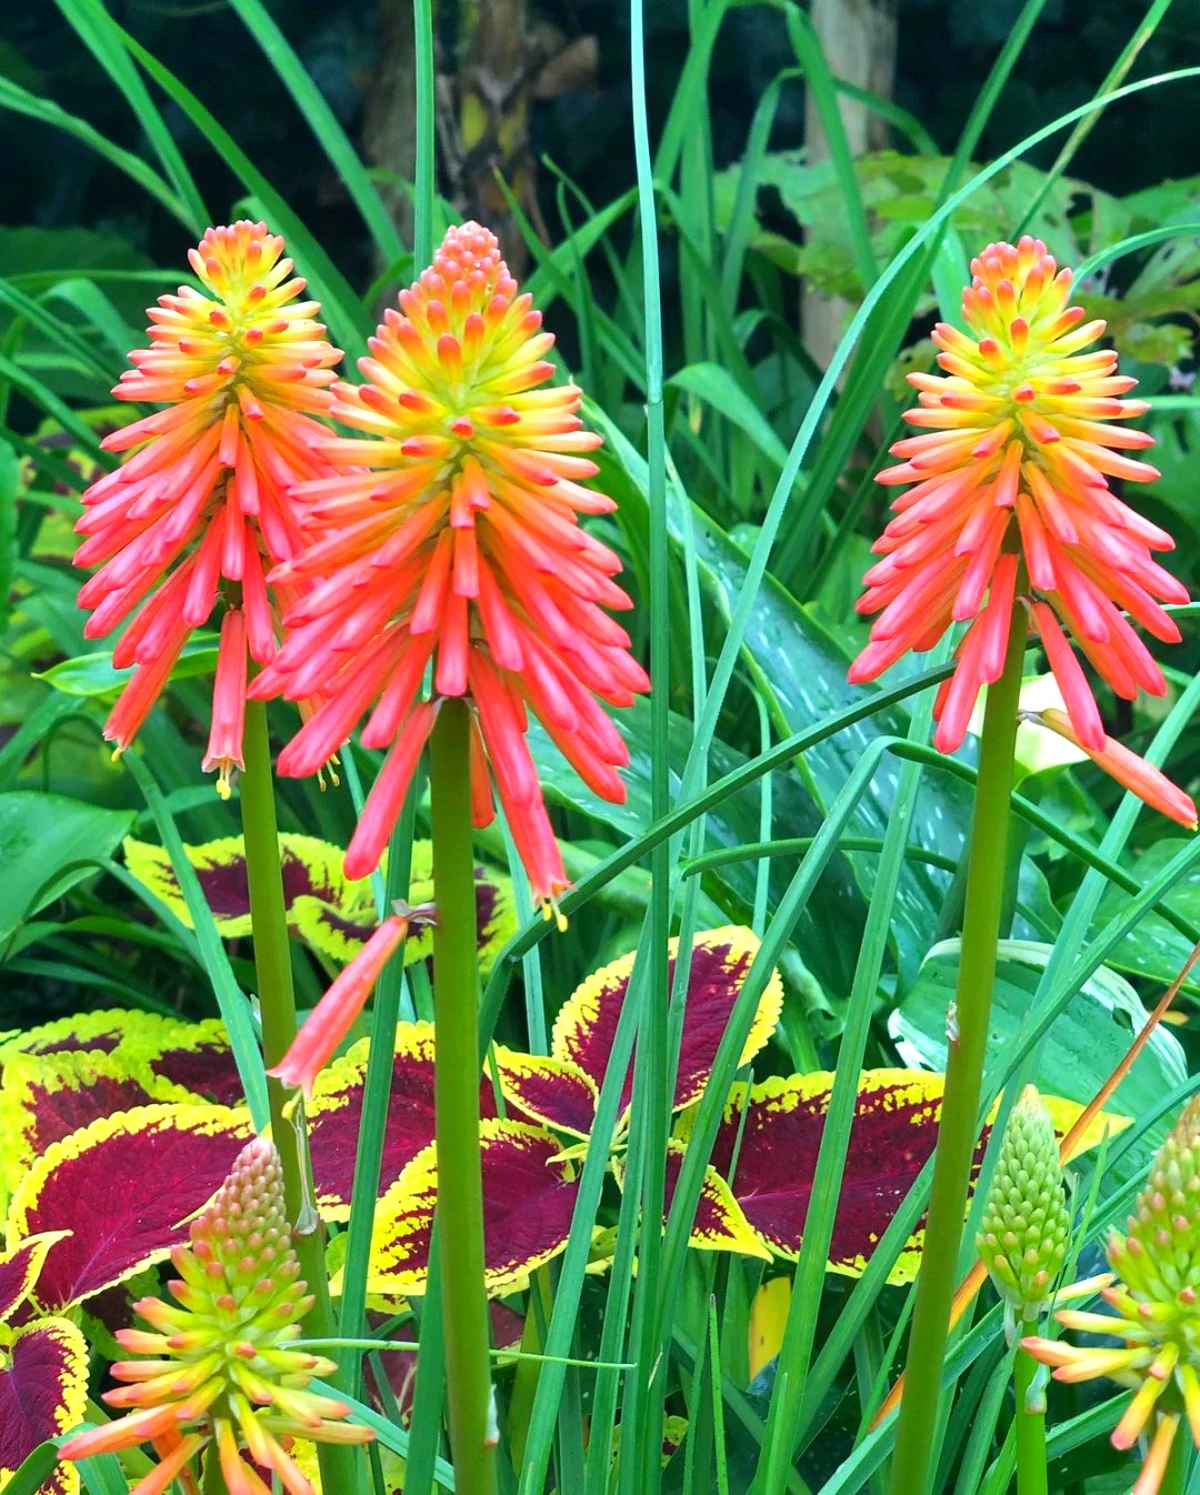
[74,221,341,793]
[253,222,648,916]
[58,1138,370,1495]
[850,237,1189,809]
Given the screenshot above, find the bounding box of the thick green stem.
[430,700,496,1495]
[888,610,1028,1495]
[239,697,359,1493]
[1013,1347,1048,1495]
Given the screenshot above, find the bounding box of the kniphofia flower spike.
[74,222,341,796]
[849,237,1192,821]
[58,1138,371,1495]
[1024,1096,1200,1495]
[254,222,648,915]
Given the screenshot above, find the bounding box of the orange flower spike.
[256,222,649,918]
[74,221,342,790]
[849,235,1188,758]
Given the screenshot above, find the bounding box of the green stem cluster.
[430,700,497,1495]
[888,610,1028,1495]
[239,697,358,1494]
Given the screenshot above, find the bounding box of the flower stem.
[239,696,359,1492]
[887,608,1028,1495]
[429,699,496,1495]
[1013,1346,1048,1495]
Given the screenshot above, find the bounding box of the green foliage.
[0,2,1196,1492]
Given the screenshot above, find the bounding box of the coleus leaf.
[121,834,517,972]
[306,1024,585,1218]
[684,1070,1124,1284]
[0,1051,193,1199]
[614,1144,771,1261]
[0,1234,69,1327]
[307,1024,504,1219]
[0,1318,88,1495]
[9,1104,252,1310]
[359,1120,578,1296]
[0,1014,243,1107]
[521,926,782,1136]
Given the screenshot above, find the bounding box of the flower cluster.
[58,1137,370,1495]
[1025,1096,1200,1495]
[849,236,1192,823]
[248,221,648,915]
[74,221,341,796]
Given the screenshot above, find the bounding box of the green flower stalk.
[58,1138,372,1495]
[1025,1096,1200,1495]
[978,1085,1070,1326]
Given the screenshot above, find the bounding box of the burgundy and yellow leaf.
[492,1047,598,1139]
[362,1120,578,1296]
[139,1019,243,1106]
[0,1234,69,1327]
[123,835,516,973]
[613,1145,770,1261]
[307,1024,505,1219]
[0,1051,193,1198]
[0,1317,88,1495]
[10,1104,252,1310]
[0,1012,131,1065]
[550,927,782,1128]
[687,1071,1124,1285]
[665,1145,771,1260]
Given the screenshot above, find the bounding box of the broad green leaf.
[890,939,1185,1173]
[37,636,219,698]
[1090,838,1200,995]
[0,792,134,943]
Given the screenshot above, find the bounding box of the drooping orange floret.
[74,221,341,793]
[254,222,648,915]
[849,237,1189,772]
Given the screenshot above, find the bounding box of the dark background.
[3,0,1198,290]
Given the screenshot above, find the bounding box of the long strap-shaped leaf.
[227,0,404,265]
[122,753,269,1129]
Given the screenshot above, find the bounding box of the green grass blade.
[413,0,436,265]
[0,76,189,227]
[55,0,208,229]
[122,751,269,1128]
[101,24,367,359]
[227,0,403,262]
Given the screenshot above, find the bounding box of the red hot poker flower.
[254,222,648,916]
[849,236,1188,761]
[74,221,341,795]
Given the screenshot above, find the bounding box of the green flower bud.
[977,1086,1070,1322]
[1108,1095,1200,1329]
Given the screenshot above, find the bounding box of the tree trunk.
[801,0,898,371]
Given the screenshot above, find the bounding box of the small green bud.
[977,1086,1070,1322]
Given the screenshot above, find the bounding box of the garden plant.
[1,2,1199,1494]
